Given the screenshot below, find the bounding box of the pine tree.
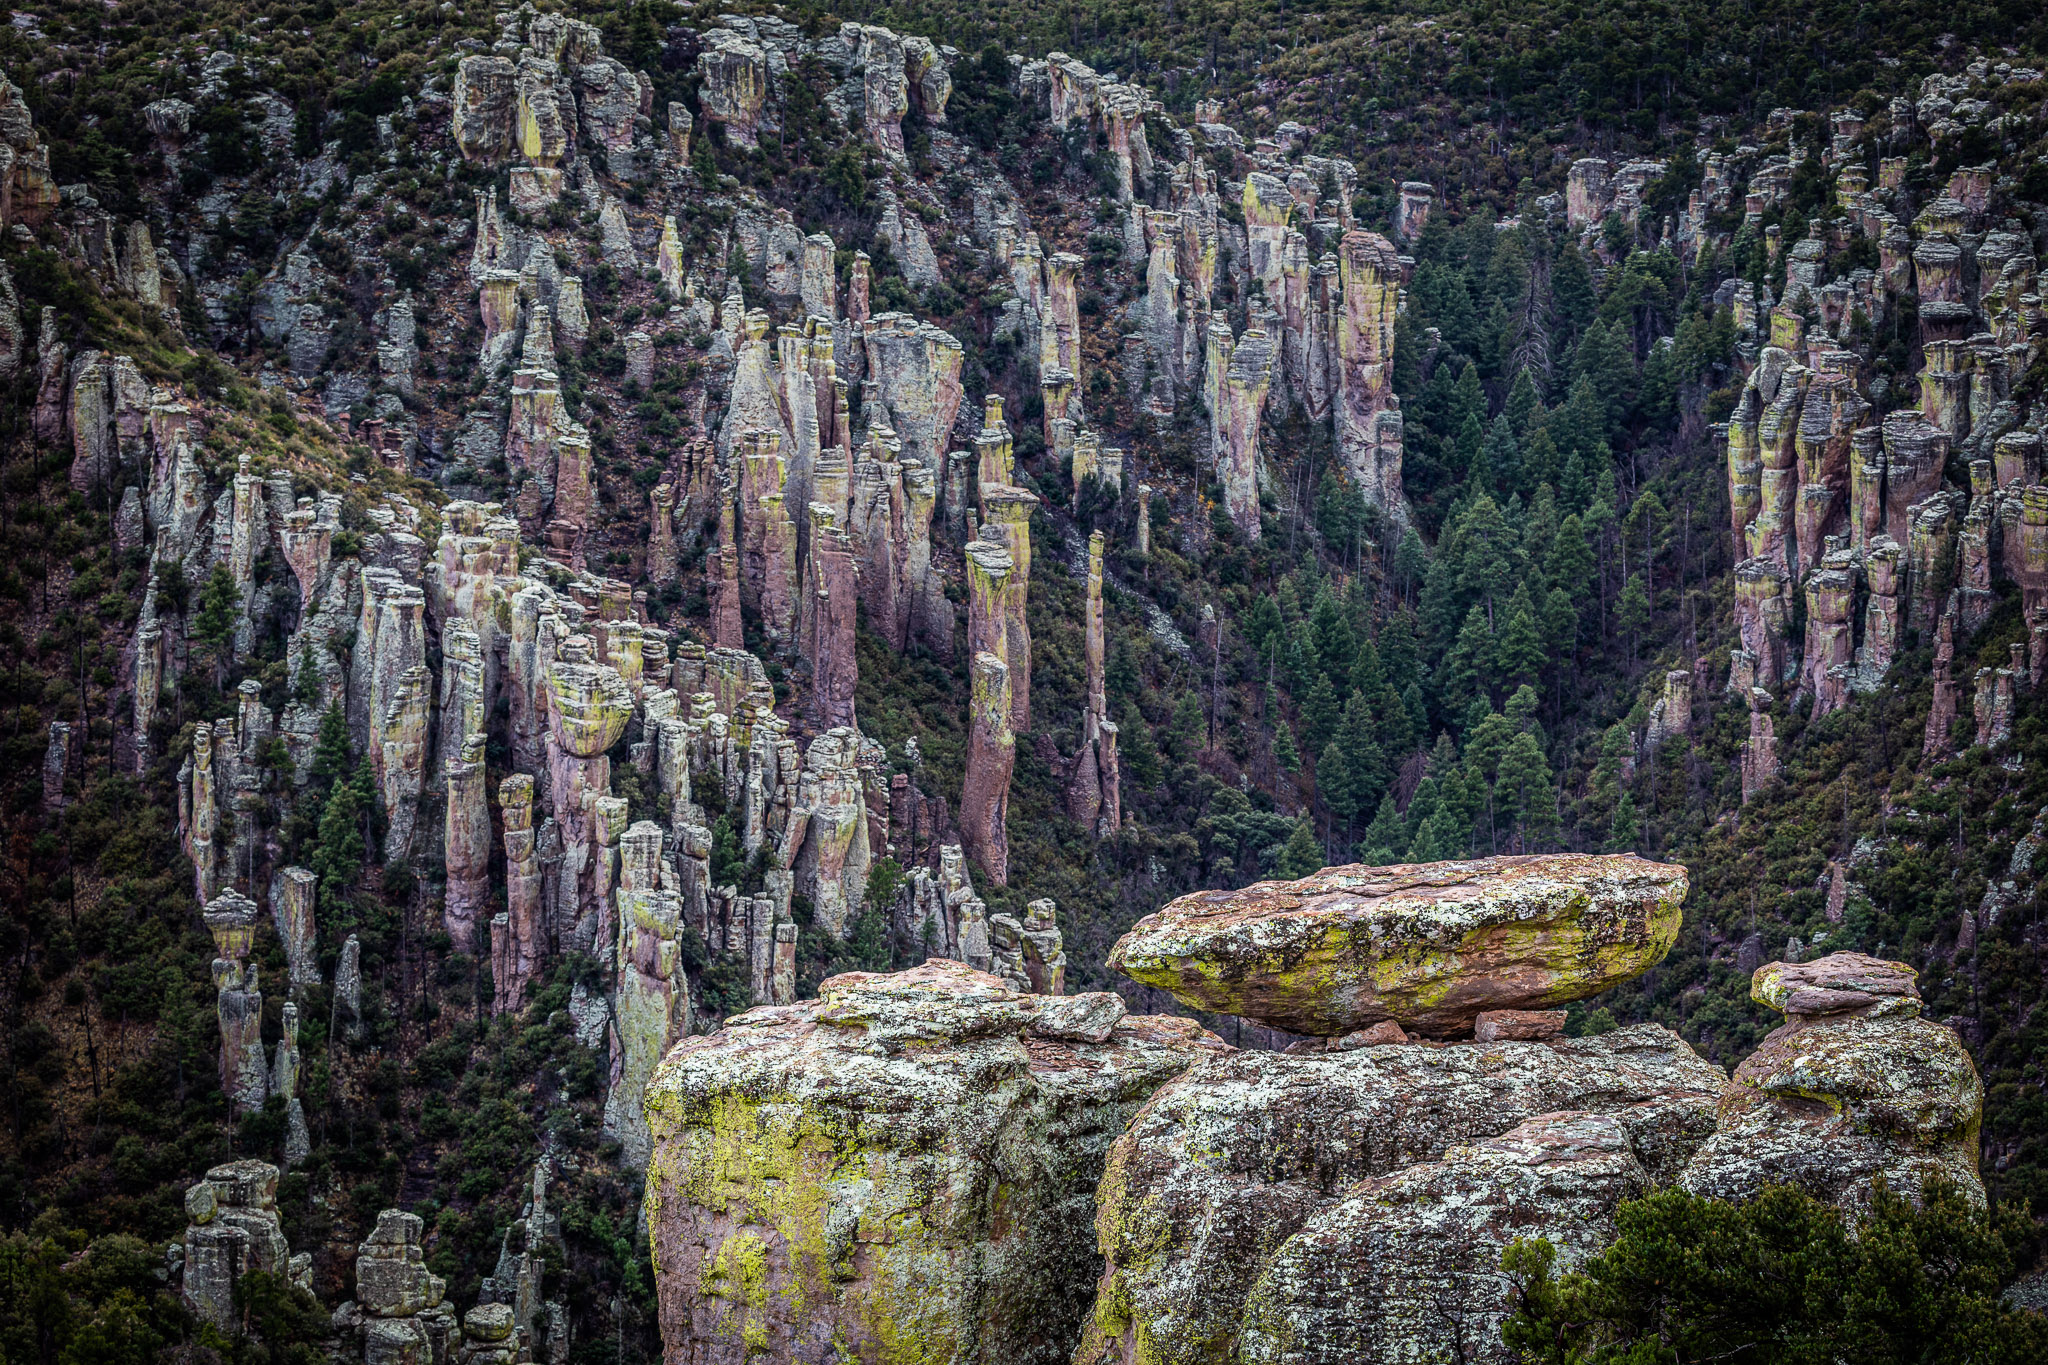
[1245,594,1284,659]
[1542,585,1580,663]
[1437,604,1493,717]
[1495,730,1555,843]
[314,759,372,904]
[1120,702,1163,789]
[1317,740,1359,828]
[1496,583,1545,685]
[1167,691,1207,761]
[1309,588,1355,691]
[1505,368,1541,438]
[1337,689,1387,812]
[1299,674,1341,757]
[1606,791,1641,853]
[1480,414,1520,499]
[193,566,241,684]
[1552,244,1598,339]
[1275,817,1324,878]
[1546,513,1595,596]
[1273,719,1301,773]
[1358,794,1405,866]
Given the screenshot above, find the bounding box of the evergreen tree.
[313,759,372,904]
[1551,243,1598,339]
[193,566,241,684]
[1572,319,1637,434]
[1120,702,1163,789]
[1358,794,1406,866]
[1337,689,1387,812]
[1309,588,1356,690]
[1546,513,1595,597]
[1523,423,1562,494]
[1275,817,1324,878]
[1392,528,1429,605]
[1555,372,1612,463]
[1245,594,1284,659]
[1167,691,1207,761]
[1317,740,1359,828]
[1480,414,1520,499]
[1542,586,1580,669]
[1405,774,1441,842]
[1495,730,1555,843]
[1504,368,1541,438]
[1299,674,1341,756]
[1607,791,1641,852]
[1496,583,1545,686]
[1273,719,1301,773]
[1437,605,1493,717]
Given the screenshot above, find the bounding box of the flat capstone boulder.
[1107,853,1687,1037]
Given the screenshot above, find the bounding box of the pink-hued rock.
[1110,854,1688,1037]
[1473,1008,1567,1042]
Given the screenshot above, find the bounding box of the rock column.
[1067,531,1121,836]
[203,891,269,1115]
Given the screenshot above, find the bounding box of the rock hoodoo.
[1108,854,1687,1037]
[1679,951,1984,1211]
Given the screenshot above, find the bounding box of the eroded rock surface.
[1679,950,1984,1211]
[643,959,1229,1365]
[1077,1025,1722,1365]
[1109,854,1687,1037]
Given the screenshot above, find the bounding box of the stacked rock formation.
[643,856,1975,1365]
[1066,531,1121,836]
[177,1161,310,1330]
[1679,952,1983,1211]
[333,1209,460,1365]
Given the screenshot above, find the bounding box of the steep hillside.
[0,0,2044,1360]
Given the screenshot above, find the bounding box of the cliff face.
[5,2,2046,1362]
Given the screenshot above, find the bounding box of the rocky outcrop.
[1680,952,1983,1212]
[1237,1111,1652,1365]
[784,729,872,937]
[1109,854,1687,1037]
[1333,230,1406,521]
[1066,531,1120,836]
[1211,322,1275,538]
[333,1209,457,1365]
[696,30,771,149]
[276,866,318,993]
[204,891,269,1115]
[495,774,545,1014]
[961,541,1019,884]
[604,821,691,1170]
[643,960,1230,1365]
[1079,1025,1723,1365]
[178,1161,306,1330]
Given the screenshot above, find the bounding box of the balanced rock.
[1108,854,1686,1037]
[1238,1111,1652,1365]
[643,959,1229,1365]
[1679,950,1983,1211]
[1077,1025,1723,1365]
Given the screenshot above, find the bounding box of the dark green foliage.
[1502,1183,2048,1365]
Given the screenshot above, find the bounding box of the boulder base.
[1077,1024,1724,1365]
[1107,854,1687,1037]
[642,959,1229,1365]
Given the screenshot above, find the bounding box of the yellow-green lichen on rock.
[641,959,1229,1365]
[1679,950,1984,1212]
[1106,854,1687,1037]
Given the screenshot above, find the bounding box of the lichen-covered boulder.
[642,960,1230,1365]
[1107,854,1687,1037]
[1238,1111,1650,1365]
[1679,951,1983,1211]
[1076,1025,1723,1365]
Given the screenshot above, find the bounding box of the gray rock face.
[1679,951,1984,1212]
[643,959,1231,1365]
[180,1160,294,1329]
[1077,1025,1725,1365]
[1238,1111,1652,1365]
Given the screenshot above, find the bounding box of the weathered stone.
[276,866,318,993]
[643,960,1229,1365]
[1109,854,1687,1037]
[1238,1110,1650,1365]
[784,728,872,938]
[180,1160,292,1330]
[1079,1026,1724,1365]
[1680,951,1983,1212]
[1473,1008,1567,1041]
[695,31,770,149]
[605,821,690,1170]
[1212,323,1274,538]
[1333,230,1406,521]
